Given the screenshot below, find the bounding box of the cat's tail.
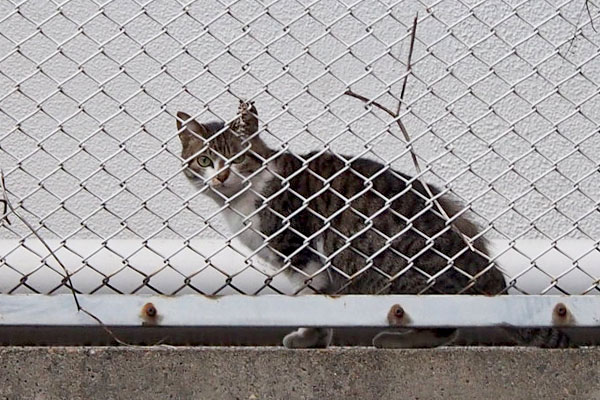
[372,327,573,348]
[505,327,572,348]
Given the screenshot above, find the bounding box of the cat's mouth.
[210,179,229,189]
[209,179,245,197]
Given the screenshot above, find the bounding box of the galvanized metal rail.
[1,294,598,328]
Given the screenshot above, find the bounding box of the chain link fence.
[0,0,599,299]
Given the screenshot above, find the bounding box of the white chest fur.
[220,170,280,265]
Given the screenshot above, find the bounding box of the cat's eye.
[196,156,213,168]
[232,154,246,164]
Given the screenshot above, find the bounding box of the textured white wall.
[0,0,599,248]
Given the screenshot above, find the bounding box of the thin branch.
[565,0,598,55]
[0,174,9,225]
[0,171,81,310]
[586,0,598,32]
[344,91,398,118]
[0,200,9,225]
[0,170,130,346]
[80,308,131,346]
[345,89,422,183]
[345,13,476,253]
[397,13,419,114]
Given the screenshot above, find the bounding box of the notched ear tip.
[238,99,258,116]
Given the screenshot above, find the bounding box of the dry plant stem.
[397,14,418,114]
[394,13,474,251]
[0,171,130,346]
[344,14,476,253]
[565,0,598,54]
[345,90,475,253]
[0,171,81,309]
[586,0,597,32]
[0,200,9,225]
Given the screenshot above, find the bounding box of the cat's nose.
[215,169,230,184]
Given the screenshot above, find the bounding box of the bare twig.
[0,171,81,309]
[586,0,598,32]
[82,311,131,346]
[345,90,423,181]
[345,13,476,252]
[0,202,9,225]
[397,13,418,114]
[345,91,398,118]
[0,200,9,226]
[565,0,598,55]
[0,170,130,346]
[0,174,10,225]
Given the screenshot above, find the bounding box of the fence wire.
[0,0,599,297]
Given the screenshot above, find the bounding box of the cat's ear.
[231,100,259,137]
[176,112,207,146]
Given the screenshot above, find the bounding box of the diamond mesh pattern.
[0,0,599,295]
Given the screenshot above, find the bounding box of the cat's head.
[177,101,268,198]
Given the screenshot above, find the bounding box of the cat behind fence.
[176,100,571,348]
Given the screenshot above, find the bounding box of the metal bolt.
[388,304,406,325]
[143,302,157,318]
[393,305,404,319]
[554,303,567,318]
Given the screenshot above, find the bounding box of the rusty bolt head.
[388,304,406,325]
[554,303,567,318]
[393,305,404,319]
[143,302,157,318]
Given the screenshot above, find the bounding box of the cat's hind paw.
[372,328,458,348]
[283,328,332,349]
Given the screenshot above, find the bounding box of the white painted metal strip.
[2,239,600,296]
[0,294,599,328]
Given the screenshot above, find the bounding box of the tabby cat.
[177,101,570,348]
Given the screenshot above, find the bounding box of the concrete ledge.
[1,347,599,399]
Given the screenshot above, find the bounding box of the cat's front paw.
[283,328,332,349]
